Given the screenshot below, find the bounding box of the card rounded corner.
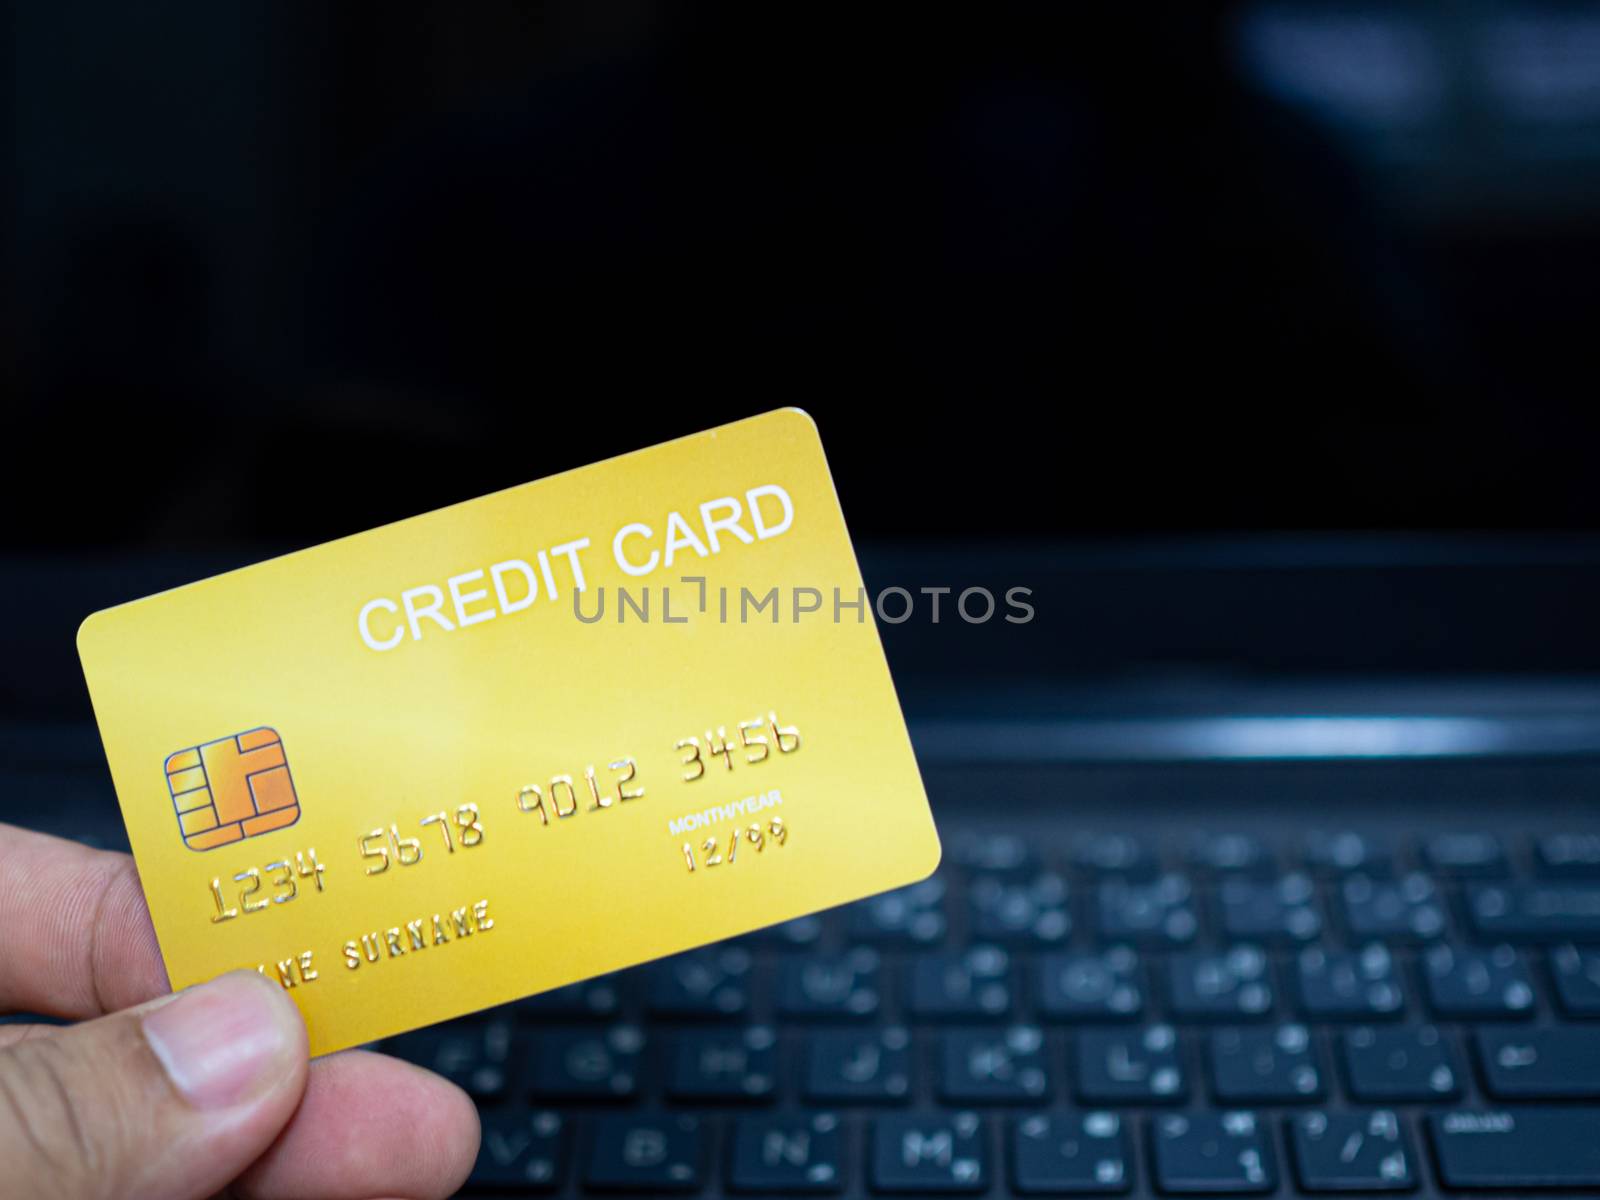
[909,826,944,883]
[773,406,821,439]
[75,608,110,659]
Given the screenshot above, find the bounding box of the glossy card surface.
[78,409,939,1054]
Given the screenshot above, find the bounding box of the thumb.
[0,969,308,1200]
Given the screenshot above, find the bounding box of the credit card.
[77,408,939,1054]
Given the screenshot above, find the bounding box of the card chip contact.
[165,727,300,851]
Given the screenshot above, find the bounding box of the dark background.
[10,2,1600,712]
[13,2,1600,548]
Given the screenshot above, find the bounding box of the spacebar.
[1430,1109,1600,1189]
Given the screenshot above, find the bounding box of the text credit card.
[78,409,939,1054]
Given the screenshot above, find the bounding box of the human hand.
[0,824,480,1200]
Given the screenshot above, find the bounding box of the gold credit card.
[78,409,939,1054]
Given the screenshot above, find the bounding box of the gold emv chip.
[165,728,300,851]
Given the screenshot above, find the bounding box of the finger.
[0,1022,56,1051]
[0,1031,481,1198]
[0,824,167,1018]
[0,825,479,1199]
[234,1049,479,1200]
[0,969,307,1200]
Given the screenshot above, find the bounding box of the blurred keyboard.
[10,723,1600,1197]
[387,823,1600,1197]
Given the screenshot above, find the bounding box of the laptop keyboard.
[384,826,1600,1196]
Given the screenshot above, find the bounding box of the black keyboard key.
[1341,1025,1461,1101]
[1290,1109,1414,1193]
[805,1027,911,1103]
[585,1112,702,1192]
[1075,1025,1186,1103]
[1151,1111,1276,1194]
[471,1110,566,1193]
[1430,1108,1600,1190]
[1038,948,1145,1021]
[1423,943,1536,1018]
[1189,832,1273,877]
[1209,1024,1323,1103]
[646,947,751,1018]
[1168,946,1274,1020]
[1468,881,1600,941]
[952,831,1037,877]
[1423,831,1507,877]
[1295,943,1405,1020]
[939,1026,1050,1104]
[386,1017,514,1102]
[666,1025,777,1101]
[516,976,623,1020]
[1305,830,1388,875]
[728,1112,843,1193]
[1012,1112,1131,1195]
[529,1026,642,1099]
[742,914,825,950]
[969,872,1071,945]
[847,878,948,945]
[1097,874,1198,945]
[1536,832,1600,877]
[1476,1026,1600,1098]
[1340,873,1445,940]
[1219,873,1321,943]
[1073,833,1159,879]
[778,949,881,1020]
[908,947,1012,1020]
[1553,943,1600,1016]
[871,1112,987,1193]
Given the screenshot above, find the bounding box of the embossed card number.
[677,712,801,781]
[202,712,802,921]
